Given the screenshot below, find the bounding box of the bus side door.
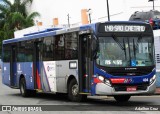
[78,34,92,93]
[33,42,43,90]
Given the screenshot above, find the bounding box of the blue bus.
[2,21,156,102]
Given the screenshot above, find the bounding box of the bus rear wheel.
[20,78,36,97]
[114,95,131,102]
[68,79,87,102]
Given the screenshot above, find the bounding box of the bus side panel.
[40,60,78,93]
[17,62,34,90]
[24,62,34,90]
[2,63,10,86]
[57,60,78,93]
[17,62,24,87]
[42,61,57,92]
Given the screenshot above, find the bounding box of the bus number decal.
[105,60,122,65]
[143,78,149,82]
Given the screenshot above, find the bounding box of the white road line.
[132,96,160,98]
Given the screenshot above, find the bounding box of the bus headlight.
[150,75,156,85]
[98,76,111,86]
[98,76,105,82]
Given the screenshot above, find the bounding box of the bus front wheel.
[114,95,131,102]
[68,79,87,102]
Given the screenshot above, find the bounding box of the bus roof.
[3,23,96,44]
[2,21,149,44]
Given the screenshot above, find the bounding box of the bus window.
[43,36,54,61]
[3,44,11,62]
[65,32,78,60]
[17,42,25,62]
[55,35,65,60]
[25,41,33,62]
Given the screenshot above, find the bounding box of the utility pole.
[148,0,155,10]
[67,14,70,28]
[106,0,110,21]
[87,9,92,23]
[153,0,155,10]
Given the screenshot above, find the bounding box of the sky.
[9,0,160,26]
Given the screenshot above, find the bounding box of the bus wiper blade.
[133,38,136,59]
[135,36,142,50]
[112,36,127,60]
[123,38,127,60]
[112,35,124,50]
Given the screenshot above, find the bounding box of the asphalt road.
[0,70,160,114]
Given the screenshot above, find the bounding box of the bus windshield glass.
[96,36,154,67]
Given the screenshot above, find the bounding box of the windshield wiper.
[133,38,136,59]
[123,38,127,60]
[112,35,124,50]
[112,35,127,59]
[135,35,142,50]
[127,38,131,65]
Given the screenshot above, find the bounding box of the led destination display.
[99,24,146,32]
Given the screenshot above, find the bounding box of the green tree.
[0,0,40,39]
[0,0,40,57]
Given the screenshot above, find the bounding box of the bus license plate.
[127,86,137,91]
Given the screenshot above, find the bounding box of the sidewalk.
[155,87,160,94]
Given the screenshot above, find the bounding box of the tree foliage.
[0,0,40,40]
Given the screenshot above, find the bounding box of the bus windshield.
[96,36,154,67]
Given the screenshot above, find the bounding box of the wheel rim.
[72,84,78,96]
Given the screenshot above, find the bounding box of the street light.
[87,9,92,23]
[148,0,155,10]
[67,14,70,27]
[106,0,110,21]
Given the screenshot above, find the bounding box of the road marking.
[132,96,160,98]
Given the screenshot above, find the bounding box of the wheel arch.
[67,75,78,92]
[18,74,25,88]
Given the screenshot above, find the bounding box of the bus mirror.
[91,39,97,52]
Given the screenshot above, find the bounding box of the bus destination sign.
[99,24,146,32]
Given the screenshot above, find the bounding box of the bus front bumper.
[95,80,156,95]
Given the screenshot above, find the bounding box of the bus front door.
[78,34,92,93]
[33,42,42,90]
[10,46,17,87]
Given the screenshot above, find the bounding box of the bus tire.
[114,95,131,102]
[68,79,87,102]
[19,78,30,97]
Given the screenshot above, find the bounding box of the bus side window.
[3,44,11,62]
[25,41,33,62]
[43,36,54,61]
[17,42,25,62]
[65,32,78,60]
[55,35,65,60]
